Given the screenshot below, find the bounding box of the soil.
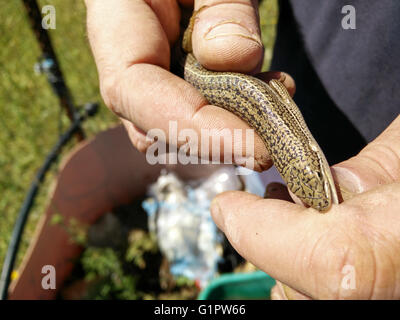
[59,196,243,300]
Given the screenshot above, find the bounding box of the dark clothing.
[271,0,399,164]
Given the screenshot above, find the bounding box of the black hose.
[0,103,98,300]
[22,0,85,141]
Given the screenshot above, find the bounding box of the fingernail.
[332,166,364,194]
[277,72,286,82]
[204,21,262,47]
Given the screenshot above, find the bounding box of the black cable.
[22,0,85,141]
[0,103,98,300]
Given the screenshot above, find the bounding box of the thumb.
[210,190,332,298]
[192,0,263,73]
[333,115,400,197]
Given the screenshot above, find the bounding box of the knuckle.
[123,121,151,153]
[99,74,123,116]
[300,221,366,298]
[305,219,382,299]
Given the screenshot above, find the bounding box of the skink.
[182,8,339,212]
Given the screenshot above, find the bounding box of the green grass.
[0,0,277,274]
[260,0,279,71]
[0,0,117,271]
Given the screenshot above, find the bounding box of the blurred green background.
[0,0,277,274]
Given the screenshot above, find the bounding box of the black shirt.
[270,0,399,164]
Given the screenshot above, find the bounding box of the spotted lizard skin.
[183,52,338,211]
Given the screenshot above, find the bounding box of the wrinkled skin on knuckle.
[299,214,377,299]
[360,142,400,182]
[358,221,400,299]
[100,73,122,116]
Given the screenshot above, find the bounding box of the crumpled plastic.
[142,166,244,288]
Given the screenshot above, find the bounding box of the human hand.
[85,0,295,171]
[211,115,400,299]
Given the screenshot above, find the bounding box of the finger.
[121,119,152,153]
[210,190,340,298]
[277,281,312,300]
[144,0,181,44]
[211,184,400,299]
[264,182,292,202]
[333,115,400,195]
[86,0,176,77]
[116,68,296,169]
[110,67,296,170]
[86,0,271,170]
[105,70,295,171]
[270,283,286,300]
[103,63,272,170]
[178,0,194,6]
[192,0,263,73]
[257,71,296,97]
